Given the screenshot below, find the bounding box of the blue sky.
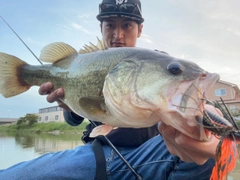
[1,0,240,118]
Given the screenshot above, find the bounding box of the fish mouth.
[171,72,220,114]
[190,73,220,141]
[168,72,220,141]
[180,73,220,112]
[190,72,220,116]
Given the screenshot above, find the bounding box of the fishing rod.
[0,15,43,65]
[1,15,142,180]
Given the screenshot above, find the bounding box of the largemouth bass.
[0,39,220,141]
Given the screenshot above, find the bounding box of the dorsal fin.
[39,42,78,63]
[79,37,108,54]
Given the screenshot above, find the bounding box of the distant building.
[208,80,240,116]
[0,118,18,125]
[37,106,65,123]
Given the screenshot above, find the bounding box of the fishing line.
[219,97,239,130]
[0,15,43,65]
[1,15,143,179]
[90,121,143,180]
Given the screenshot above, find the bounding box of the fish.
[1,39,238,180]
[0,39,220,140]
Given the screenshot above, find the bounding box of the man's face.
[100,17,143,48]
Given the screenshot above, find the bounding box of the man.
[0,0,219,179]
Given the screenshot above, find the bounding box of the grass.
[1,119,240,135]
[0,121,90,134]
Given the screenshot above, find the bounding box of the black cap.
[97,0,144,24]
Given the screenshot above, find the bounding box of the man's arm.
[63,110,84,126]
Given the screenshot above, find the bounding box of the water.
[0,132,239,179]
[0,132,83,169]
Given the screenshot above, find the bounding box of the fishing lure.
[203,98,239,180]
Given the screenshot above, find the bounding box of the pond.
[0,132,83,169]
[0,132,239,179]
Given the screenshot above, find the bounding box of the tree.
[16,114,38,127]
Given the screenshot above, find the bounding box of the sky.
[0,0,240,118]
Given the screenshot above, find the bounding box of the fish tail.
[210,138,238,180]
[0,52,30,98]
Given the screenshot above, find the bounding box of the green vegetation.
[1,113,240,135]
[235,120,240,129]
[16,114,38,128]
[0,115,90,134]
[232,110,240,118]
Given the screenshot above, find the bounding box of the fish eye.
[167,62,184,75]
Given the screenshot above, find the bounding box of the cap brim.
[97,12,144,23]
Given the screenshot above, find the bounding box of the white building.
[37,106,64,123]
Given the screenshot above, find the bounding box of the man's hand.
[158,105,222,165]
[38,82,72,112]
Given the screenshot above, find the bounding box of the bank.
[0,121,90,134]
[1,119,240,135]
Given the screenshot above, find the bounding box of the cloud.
[26,37,43,46]
[71,23,92,35]
[139,34,153,43]
[78,14,90,19]
[226,28,240,37]
[196,59,240,87]
[57,24,71,30]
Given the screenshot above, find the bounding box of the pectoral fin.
[89,124,114,137]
